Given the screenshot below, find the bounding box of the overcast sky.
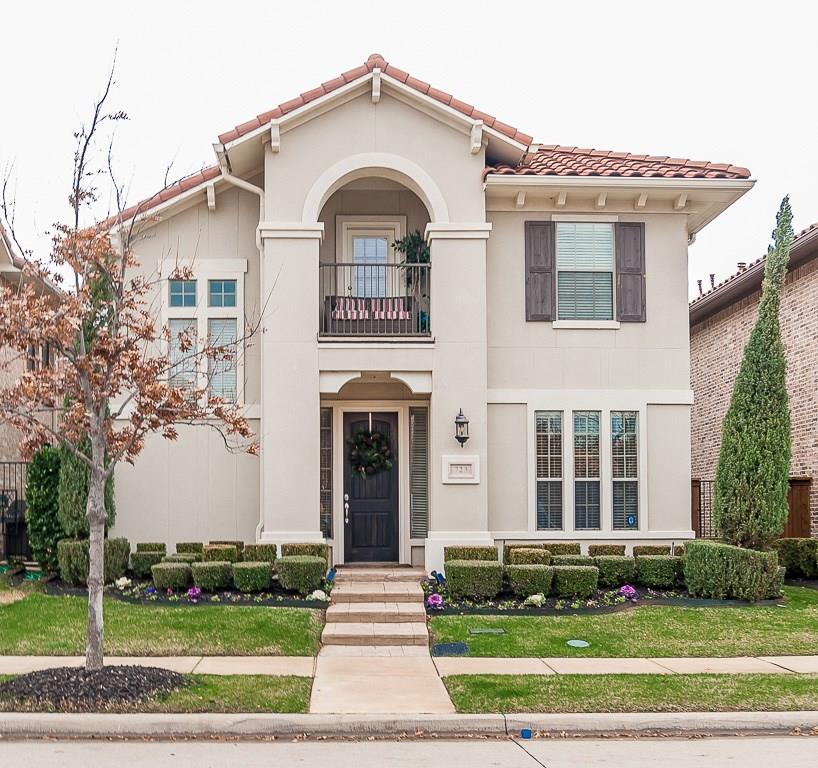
[2,1,815,296]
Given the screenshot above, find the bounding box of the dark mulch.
[0,665,187,712]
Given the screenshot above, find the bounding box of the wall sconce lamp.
[454,408,470,447]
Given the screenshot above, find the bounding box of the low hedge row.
[588,544,625,557]
[551,554,595,567]
[506,564,554,596]
[773,538,818,579]
[507,547,551,565]
[151,562,192,590]
[684,541,781,601]
[203,544,240,563]
[176,542,204,554]
[446,560,504,598]
[244,544,277,564]
[281,543,328,561]
[594,555,635,587]
[552,565,599,598]
[636,555,683,588]
[502,543,553,563]
[233,561,273,592]
[192,561,233,592]
[131,550,164,578]
[136,542,166,554]
[444,546,498,562]
[162,553,201,564]
[57,538,130,586]
[276,555,326,595]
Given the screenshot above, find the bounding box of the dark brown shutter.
[615,222,646,322]
[525,221,555,321]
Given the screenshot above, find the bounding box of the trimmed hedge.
[551,555,595,567]
[176,542,204,554]
[203,544,239,563]
[540,542,581,555]
[594,555,636,587]
[136,542,167,554]
[773,538,818,579]
[684,541,780,601]
[24,446,64,571]
[632,545,671,556]
[507,547,551,566]
[506,564,554,597]
[280,543,329,561]
[444,545,498,562]
[636,555,683,588]
[244,544,278,564]
[276,555,326,595]
[769,566,786,598]
[151,562,192,590]
[233,561,273,593]
[552,565,599,598]
[131,550,165,578]
[445,560,503,599]
[502,543,553,563]
[162,553,201,564]
[210,540,245,560]
[192,561,233,592]
[588,544,626,557]
[57,538,130,586]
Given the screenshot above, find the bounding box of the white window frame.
[160,258,248,405]
[611,410,640,531]
[572,410,602,531]
[535,410,564,531]
[335,215,407,265]
[555,221,616,323]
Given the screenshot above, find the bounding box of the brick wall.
[690,255,818,537]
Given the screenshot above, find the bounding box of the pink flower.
[619,584,637,600]
[426,593,444,608]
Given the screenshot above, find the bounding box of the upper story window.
[169,279,196,308]
[535,411,563,530]
[168,318,197,390]
[573,410,601,530]
[611,411,639,529]
[353,235,388,298]
[209,279,237,307]
[207,318,238,403]
[556,222,614,321]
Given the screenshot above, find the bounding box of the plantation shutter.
[615,222,646,322]
[207,318,238,402]
[409,407,429,538]
[524,221,555,321]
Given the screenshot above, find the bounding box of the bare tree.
[0,60,256,670]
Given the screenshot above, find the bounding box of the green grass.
[431,586,818,657]
[0,674,311,713]
[445,673,818,713]
[0,594,323,656]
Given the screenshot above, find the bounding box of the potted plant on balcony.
[393,230,430,332]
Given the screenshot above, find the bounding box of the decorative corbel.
[674,192,688,210]
[372,68,381,103]
[595,192,607,209]
[470,121,483,154]
[555,191,567,208]
[514,191,526,209]
[206,183,216,212]
[635,192,648,210]
[269,122,281,153]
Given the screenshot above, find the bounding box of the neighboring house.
[110,54,753,570]
[690,222,818,539]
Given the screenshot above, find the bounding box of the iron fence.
[0,462,29,559]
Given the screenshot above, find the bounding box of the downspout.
[213,143,266,542]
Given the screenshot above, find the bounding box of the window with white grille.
[207,318,237,402]
[573,410,601,529]
[556,222,614,320]
[535,411,563,530]
[612,410,639,529]
[168,318,197,390]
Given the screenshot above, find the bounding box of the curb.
[1,711,817,739]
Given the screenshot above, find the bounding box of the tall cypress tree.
[713,197,793,549]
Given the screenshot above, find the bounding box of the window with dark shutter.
[524,221,555,321]
[615,223,646,322]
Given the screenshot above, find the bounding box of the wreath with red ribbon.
[348,429,393,478]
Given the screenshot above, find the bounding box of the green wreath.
[348,429,393,478]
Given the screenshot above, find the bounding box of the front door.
[343,412,399,562]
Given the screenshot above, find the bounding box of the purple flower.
[426,593,444,608]
[619,584,637,601]
[166,587,174,596]
[187,586,202,602]
[144,586,156,595]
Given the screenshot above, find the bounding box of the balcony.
[319,263,431,337]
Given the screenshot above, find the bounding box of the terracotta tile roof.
[217,53,534,147]
[487,145,751,180]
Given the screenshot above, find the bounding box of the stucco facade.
[111,55,753,570]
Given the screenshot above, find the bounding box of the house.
[690,222,818,539]
[110,54,753,570]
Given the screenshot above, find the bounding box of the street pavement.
[2,736,817,766]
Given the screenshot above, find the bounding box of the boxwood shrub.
[176,542,204,555]
[136,542,166,554]
[244,544,278,564]
[506,564,554,597]
[502,543,553,563]
[552,565,599,598]
[632,545,671,556]
[588,544,626,557]
[276,555,326,595]
[594,555,636,587]
[507,547,551,565]
[551,554,595,567]
[636,555,683,589]
[445,560,503,599]
[444,545,498,562]
[203,544,239,563]
[280,543,329,561]
[773,538,818,579]
[151,562,192,590]
[684,541,779,601]
[210,540,244,560]
[162,553,201,564]
[192,561,233,592]
[131,550,165,578]
[233,561,273,592]
[57,538,130,586]
[541,542,581,555]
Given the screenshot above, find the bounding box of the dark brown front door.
[343,412,399,562]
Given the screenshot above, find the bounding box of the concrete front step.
[333,567,426,584]
[321,622,429,647]
[326,601,426,624]
[330,582,424,604]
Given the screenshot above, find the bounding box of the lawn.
[445,673,818,713]
[0,674,312,713]
[431,586,818,657]
[0,593,323,656]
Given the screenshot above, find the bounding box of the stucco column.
[257,223,324,547]
[425,223,493,571]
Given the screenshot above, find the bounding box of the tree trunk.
[85,463,107,671]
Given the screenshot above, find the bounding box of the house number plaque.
[442,455,480,484]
